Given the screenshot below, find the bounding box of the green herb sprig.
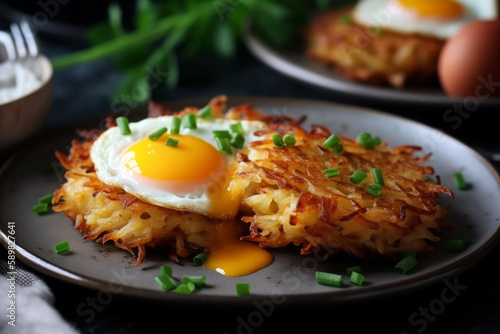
[50,0,318,103]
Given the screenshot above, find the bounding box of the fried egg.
[90,115,268,220]
[353,0,498,39]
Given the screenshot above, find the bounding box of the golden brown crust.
[305,6,444,87]
[52,135,216,267]
[230,122,453,260]
[51,95,262,266]
[53,95,454,266]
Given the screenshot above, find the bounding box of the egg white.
[353,0,498,39]
[90,116,268,216]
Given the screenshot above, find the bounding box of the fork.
[10,20,39,60]
[0,20,39,62]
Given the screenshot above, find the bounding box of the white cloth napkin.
[0,260,80,334]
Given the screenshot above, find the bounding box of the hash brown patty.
[52,96,453,265]
[305,6,445,87]
[230,120,453,259]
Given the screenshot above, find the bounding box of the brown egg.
[438,19,500,98]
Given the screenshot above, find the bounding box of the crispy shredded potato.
[229,121,453,260]
[52,139,218,266]
[51,95,236,266]
[53,95,453,266]
[305,6,444,87]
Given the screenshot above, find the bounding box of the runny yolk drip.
[206,163,240,220]
[204,220,274,277]
[397,0,464,21]
[122,133,272,274]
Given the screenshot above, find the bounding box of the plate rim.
[244,27,500,108]
[1,96,500,306]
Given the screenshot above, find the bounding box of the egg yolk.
[122,134,239,219]
[204,220,274,277]
[397,0,464,20]
[123,134,223,183]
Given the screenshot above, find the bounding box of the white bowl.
[0,55,53,150]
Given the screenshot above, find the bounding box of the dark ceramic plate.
[1,97,499,306]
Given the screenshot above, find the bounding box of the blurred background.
[0,0,496,153]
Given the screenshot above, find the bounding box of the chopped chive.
[181,275,206,287]
[284,134,296,146]
[372,168,385,185]
[346,266,362,275]
[316,271,343,287]
[193,253,207,266]
[33,202,50,215]
[38,193,54,205]
[230,132,245,149]
[459,231,472,245]
[357,132,380,149]
[425,175,436,183]
[235,283,251,296]
[394,255,418,274]
[213,130,231,139]
[272,134,284,148]
[160,266,173,277]
[322,134,340,150]
[116,116,131,135]
[453,172,468,190]
[367,184,382,196]
[54,240,70,254]
[173,281,196,294]
[325,168,340,178]
[230,122,244,136]
[170,117,181,134]
[165,137,180,147]
[350,271,364,286]
[357,132,372,148]
[447,239,466,252]
[215,137,232,154]
[341,13,352,25]
[155,275,178,291]
[148,127,168,141]
[334,144,344,154]
[401,251,417,258]
[350,170,367,185]
[198,106,212,119]
[182,113,197,129]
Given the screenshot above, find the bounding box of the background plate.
[244,29,500,108]
[1,97,499,306]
